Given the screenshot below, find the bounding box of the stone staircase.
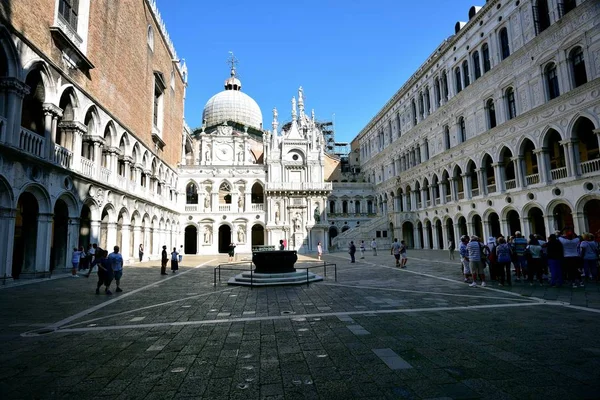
[331,215,391,251]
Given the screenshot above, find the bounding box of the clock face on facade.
[216,144,234,161]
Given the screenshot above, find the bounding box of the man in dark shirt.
[349,241,356,263]
[161,245,168,275]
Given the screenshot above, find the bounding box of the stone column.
[441,221,449,251]
[422,225,431,249]
[90,219,101,246]
[211,192,219,213]
[0,77,29,147]
[512,156,525,188]
[93,141,102,179]
[413,226,422,249]
[121,224,131,261]
[36,213,54,273]
[133,226,143,260]
[492,163,505,192]
[533,148,549,183]
[0,208,16,278]
[560,140,576,177]
[440,182,447,205]
[501,219,510,237]
[421,188,428,208]
[432,223,440,250]
[43,103,62,161]
[573,212,585,235]
[522,217,531,239]
[483,221,491,242]
[106,222,118,251]
[462,173,471,199]
[448,177,456,201]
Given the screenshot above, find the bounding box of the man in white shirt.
[371,239,377,256]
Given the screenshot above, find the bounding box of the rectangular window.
[59,0,79,29]
[376,231,381,238]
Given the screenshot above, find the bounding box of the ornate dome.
[202,69,263,130]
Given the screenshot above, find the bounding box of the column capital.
[559,139,576,146]
[491,162,503,168]
[510,156,524,162]
[42,103,63,118]
[58,120,88,135]
[592,129,600,135]
[532,148,548,154]
[83,135,106,145]
[0,76,30,97]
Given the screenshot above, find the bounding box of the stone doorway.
[218,225,231,253]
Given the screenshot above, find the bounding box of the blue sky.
[156,0,482,143]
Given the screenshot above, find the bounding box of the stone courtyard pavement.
[0,250,599,399]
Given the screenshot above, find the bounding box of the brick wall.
[6,0,184,167]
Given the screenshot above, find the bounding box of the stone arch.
[567,113,599,137]
[0,25,21,78]
[0,174,14,209]
[541,125,566,147]
[83,105,100,136]
[576,195,600,235]
[100,203,117,223]
[53,191,80,218]
[118,132,131,156]
[103,120,117,148]
[495,145,515,163]
[516,135,538,154]
[22,60,55,100]
[16,183,51,214]
[545,198,575,219]
[57,85,80,119]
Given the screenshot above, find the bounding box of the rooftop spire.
[224,51,242,91]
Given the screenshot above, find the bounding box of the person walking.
[228,242,236,262]
[317,242,323,261]
[467,236,486,287]
[371,238,377,256]
[399,240,408,268]
[495,237,512,286]
[160,245,168,275]
[279,240,285,251]
[580,233,599,282]
[108,246,124,292]
[96,250,113,295]
[178,245,184,263]
[391,238,401,267]
[170,247,179,273]
[138,244,144,262]
[282,239,287,250]
[349,241,356,263]
[71,247,83,277]
[359,240,366,259]
[448,239,455,260]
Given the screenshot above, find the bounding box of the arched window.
[147,25,154,51]
[424,86,431,114]
[411,99,417,125]
[482,43,491,72]
[545,63,560,100]
[434,77,441,106]
[506,87,517,120]
[444,126,451,150]
[455,67,462,93]
[560,0,576,17]
[251,182,264,203]
[570,47,587,88]
[462,60,470,88]
[473,51,481,80]
[499,28,510,60]
[486,99,497,129]
[458,117,466,143]
[534,0,551,34]
[441,70,449,100]
[418,92,425,119]
[219,182,232,204]
[329,200,336,213]
[342,200,348,214]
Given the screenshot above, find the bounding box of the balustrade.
[53,144,72,168]
[505,179,516,190]
[251,203,264,211]
[219,204,231,212]
[445,195,452,203]
[525,173,539,185]
[265,182,332,191]
[580,159,600,175]
[80,157,95,177]
[100,166,111,182]
[19,127,45,158]
[487,183,496,193]
[185,205,198,212]
[458,192,465,200]
[550,167,567,180]
[472,188,480,197]
[117,175,127,190]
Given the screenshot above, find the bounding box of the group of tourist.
[161,245,183,275]
[456,230,599,288]
[348,239,380,263]
[71,244,124,294]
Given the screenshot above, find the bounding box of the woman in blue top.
[495,237,512,286]
[526,237,543,286]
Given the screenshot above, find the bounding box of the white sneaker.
[481,282,486,287]
[469,282,477,287]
